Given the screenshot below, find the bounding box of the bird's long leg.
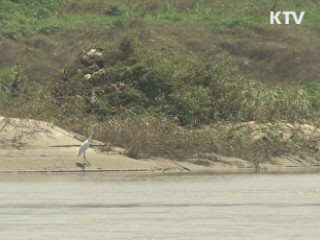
[83,152,91,166]
[82,153,86,170]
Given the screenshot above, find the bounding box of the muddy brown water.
[0,172,320,239]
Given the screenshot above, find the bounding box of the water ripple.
[0,202,319,209]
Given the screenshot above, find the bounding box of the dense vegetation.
[1,0,320,163]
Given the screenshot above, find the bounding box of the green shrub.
[0,66,19,94]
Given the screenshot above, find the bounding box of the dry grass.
[93,116,319,165]
[96,116,192,159]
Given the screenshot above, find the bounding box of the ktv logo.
[270,11,305,24]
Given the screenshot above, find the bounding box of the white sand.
[0,117,193,172]
[0,116,319,173]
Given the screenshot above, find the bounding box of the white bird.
[89,90,98,105]
[77,125,97,167]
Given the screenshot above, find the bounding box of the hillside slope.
[1,0,320,84]
[1,1,320,164]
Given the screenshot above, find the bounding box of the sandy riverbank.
[0,116,319,174]
[0,116,203,173]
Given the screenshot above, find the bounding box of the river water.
[0,172,320,240]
